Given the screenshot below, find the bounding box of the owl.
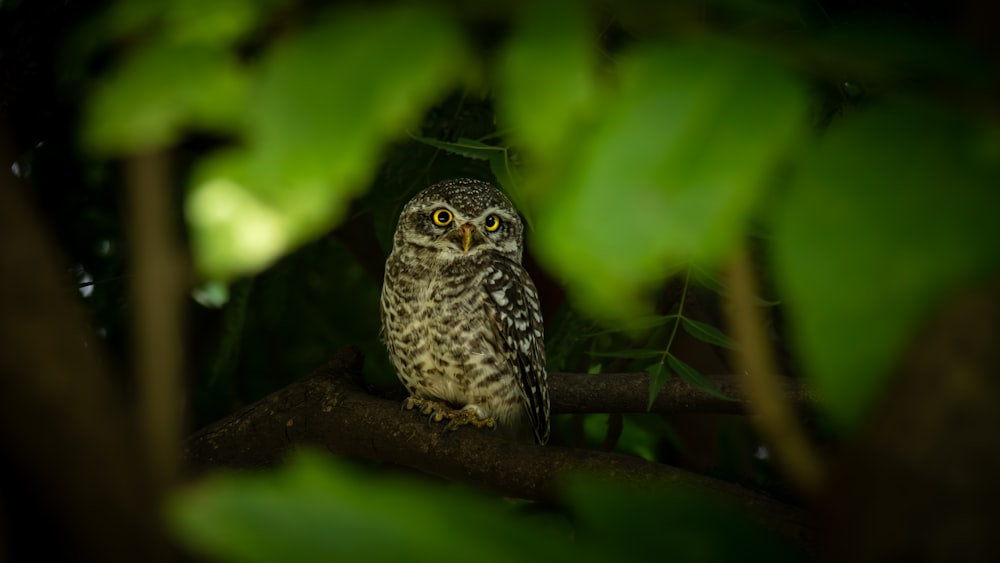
[380,178,549,444]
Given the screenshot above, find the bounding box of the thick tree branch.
[183,347,814,546]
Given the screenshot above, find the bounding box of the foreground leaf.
[83,42,248,154]
[169,451,575,563]
[533,41,807,320]
[772,101,1000,431]
[562,476,808,563]
[187,5,468,279]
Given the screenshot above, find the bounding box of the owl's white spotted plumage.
[380,178,549,444]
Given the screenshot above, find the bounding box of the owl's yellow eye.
[432,209,453,226]
[484,214,501,232]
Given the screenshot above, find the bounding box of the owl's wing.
[483,258,550,445]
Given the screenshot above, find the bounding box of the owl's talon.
[442,409,496,433]
[404,397,457,425]
[402,396,423,412]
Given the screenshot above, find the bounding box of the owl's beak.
[460,223,474,253]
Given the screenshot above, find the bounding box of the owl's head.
[393,178,524,262]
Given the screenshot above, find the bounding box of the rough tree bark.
[183,346,815,547]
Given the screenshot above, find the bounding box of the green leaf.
[533,41,807,321]
[690,265,729,294]
[95,0,285,47]
[772,101,1000,431]
[168,450,580,563]
[406,135,524,210]
[83,42,248,154]
[497,1,598,161]
[186,5,468,279]
[561,477,808,562]
[645,361,670,410]
[408,135,497,161]
[667,354,733,401]
[680,317,736,350]
[487,149,524,209]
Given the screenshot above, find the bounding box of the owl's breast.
[383,256,495,406]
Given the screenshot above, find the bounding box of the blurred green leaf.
[169,451,577,563]
[668,354,733,400]
[681,317,736,350]
[487,148,524,211]
[497,1,598,161]
[186,5,468,279]
[562,476,808,563]
[773,101,1000,431]
[533,41,807,320]
[100,0,279,46]
[83,42,248,154]
[690,265,729,294]
[615,414,662,461]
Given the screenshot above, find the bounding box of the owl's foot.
[443,407,496,432]
[403,396,451,420]
[402,397,496,431]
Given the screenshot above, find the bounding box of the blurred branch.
[125,150,188,490]
[183,347,814,546]
[550,371,814,415]
[0,119,166,562]
[726,248,826,498]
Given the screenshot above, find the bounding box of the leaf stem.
[657,266,691,369]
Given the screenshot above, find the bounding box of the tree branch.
[549,370,814,415]
[183,347,814,546]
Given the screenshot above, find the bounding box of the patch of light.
[192,280,230,308]
[97,239,113,256]
[78,267,94,298]
[187,177,291,278]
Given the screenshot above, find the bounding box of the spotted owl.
[380,178,549,444]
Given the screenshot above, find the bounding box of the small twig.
[725,247,826,497]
